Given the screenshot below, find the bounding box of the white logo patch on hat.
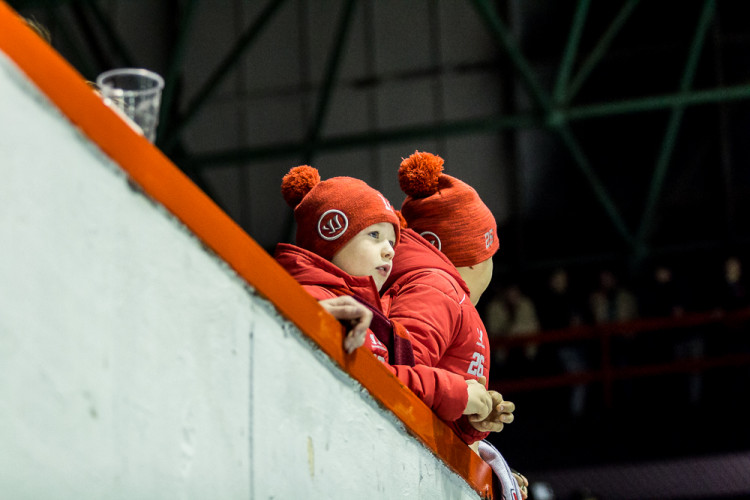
[318,210,348,240]
[377,193,393,212]
[484,229,494,249]
[420,231,441,251]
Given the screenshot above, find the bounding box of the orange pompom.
[398,151,444,198]
[281,165,320,208]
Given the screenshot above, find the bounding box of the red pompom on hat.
[281,165,320,208]
[398,151,499,267]
[282,165,401,261]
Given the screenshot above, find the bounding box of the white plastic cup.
[96,68,165,143]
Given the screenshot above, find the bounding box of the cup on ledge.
[96,68,165,143]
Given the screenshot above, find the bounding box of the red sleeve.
[385,274,462,367]
[387,363,490,444]
[385,364,468,422]
[301,284,338,301]
[304,282,486,441]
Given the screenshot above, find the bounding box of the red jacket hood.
[274,243,384,310]
[385,228,469,295]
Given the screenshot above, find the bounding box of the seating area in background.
[484,254,750,476]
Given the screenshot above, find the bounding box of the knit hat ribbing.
[398,151,498,267]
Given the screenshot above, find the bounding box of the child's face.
[332,222,396,291]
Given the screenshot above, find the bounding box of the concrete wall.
[0,39,482,499]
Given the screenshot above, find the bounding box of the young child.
[274,165,493,424]
[383,151,526,499]
[383,151,505,441]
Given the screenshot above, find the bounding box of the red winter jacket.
[381,229,492,445]
[274,243,469,421]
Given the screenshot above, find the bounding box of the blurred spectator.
[589,269,638,324]
[537,268,590,416]
[485,283,541,370]
[641,264,703,404]
[537,268,583,330]
[588,269,639,410]
[640,264,685,319]
[711,255,750,358]
[717,256,749,312]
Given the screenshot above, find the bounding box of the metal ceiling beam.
[565,0,640,104]
[69,0,112,75]
[566,84,750,119]
[469,0,550,111]
[182,80,750,167]
[7,0,74,8]
[553,0,590,105]
[550,3,635,252]
[633,0,716,262]
[157,0,199,142]
[182,112,540,167]
[471,0,634,249]
[301,0,358,165]
[557,123,637,249]
[14,0,137,80]
[161,0,291,152]
[48,7,98,78]
[281,0,358,245]
[85,0,136,69]
[711,10,736,245]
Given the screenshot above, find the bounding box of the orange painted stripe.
[0,3,494,497]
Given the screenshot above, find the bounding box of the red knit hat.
[398,151,499,267]
[282,165,401,261]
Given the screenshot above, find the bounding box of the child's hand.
[468,390,515,433]
[318,296,373,353]
[463,377,493,420]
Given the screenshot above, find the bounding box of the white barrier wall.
[0,48,482,499]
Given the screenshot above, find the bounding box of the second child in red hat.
[384,151,510,441]
[383,151,527,499]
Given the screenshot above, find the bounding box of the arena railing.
[489,306,750,405]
